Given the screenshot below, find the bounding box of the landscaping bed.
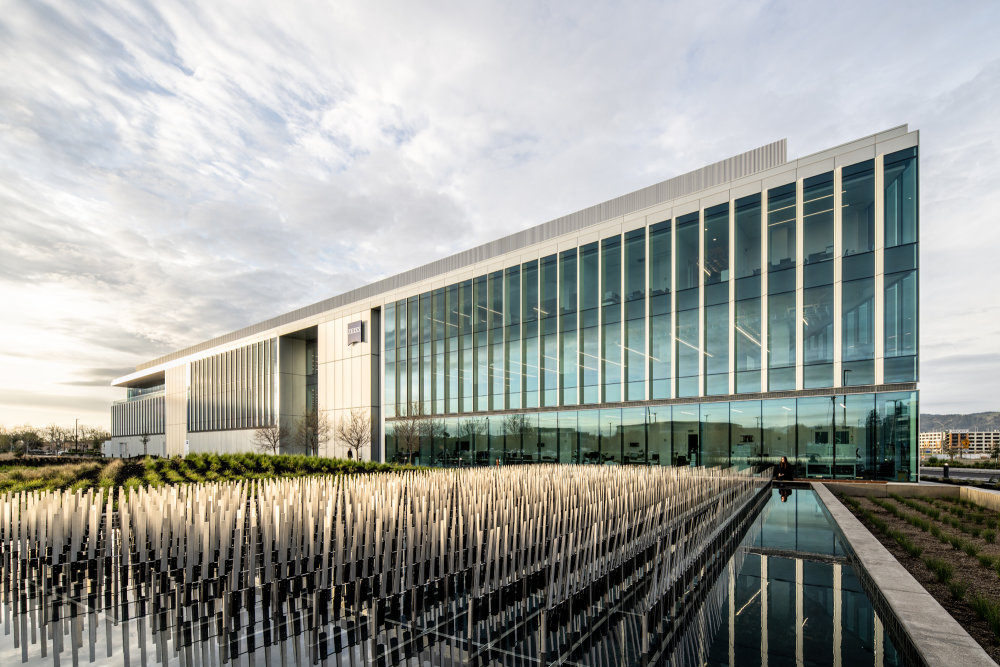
[0,452,414,494]
[840,492,1000,662]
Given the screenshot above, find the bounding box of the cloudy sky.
[1,0,998,429]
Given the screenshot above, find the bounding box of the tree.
[82,427,111,452]
[140,432,150,457]
[457,417,487,465]
[291,409,333,456]
[336,409,371,461]
[503,413,535,464]
[392,402,431,465]
[252,423,288,455]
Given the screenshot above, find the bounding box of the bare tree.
[392,402,428,465]
[140,432,150,458]
[503,413,535,464]
[292,409,333,456]
[336,409,371,461]
[457,417,486,466]
[252,423,287,455]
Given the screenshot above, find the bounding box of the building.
[921,431,1000,458]
[110,125,920,480]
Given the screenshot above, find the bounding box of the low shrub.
[923,557,954,583]
[970,594,1000,640]
[984,530,996,544]
[949,580,968,600]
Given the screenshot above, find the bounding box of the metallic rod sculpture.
[1,465,766,666]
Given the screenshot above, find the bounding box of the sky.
[1,0,998,429]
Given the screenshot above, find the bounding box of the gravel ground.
[844,495,1000,663]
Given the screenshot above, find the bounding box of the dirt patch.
[843,495,1000,662]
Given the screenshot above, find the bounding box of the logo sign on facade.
[347,320,364,345]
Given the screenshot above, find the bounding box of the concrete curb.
[813,482,997,667]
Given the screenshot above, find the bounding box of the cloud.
[1,0,999,427]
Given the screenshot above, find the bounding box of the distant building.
[109,126,920,481]
[921,430,1000,458]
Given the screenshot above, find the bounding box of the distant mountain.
[921,412,1000,432]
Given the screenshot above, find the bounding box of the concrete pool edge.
[813,482,998,667]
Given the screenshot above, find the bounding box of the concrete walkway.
[814,482,997,667]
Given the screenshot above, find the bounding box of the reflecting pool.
[706,486,906,666]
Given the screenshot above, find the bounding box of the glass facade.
[385,391,917,480]
[384,147,919,480]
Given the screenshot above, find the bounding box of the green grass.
[923,556,955,583]
[0,453,416,496]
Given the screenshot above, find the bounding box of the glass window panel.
[842,160,875,256]
[505,329,521,410]
[420,293,432,344]
[560,330,577,405]
[559,248,577,316]
[768,183,796,271]
[384,302,396,351]
[704,203,729,284]
[802,172,834,264]
[842,278,875,362]
[523,329,538,409]
[797,396,835,478]
[459,280,473,336]
[650,221,672,319]
[762,398,796,469]
[625,228,646,302]
[767,290,796,390]
[602,235,622,307]
[522,260,538,322]
[621,407,646,464]
[489,270,503,329]
[672,406,700,466]
[735,297,762,374]
[537,412,559,463]
[600,408,622,464]
[580,242,599,313]
[885,270,917,358]
[490,335,503,410]
[625,318,645,401]
[558,411,578,463]
[877,391,918,481]
[578,409,601,464]
[840,393,875,479]
[803,261,833,288]
[407,296,418,345]
[474,276,488,330]
[648,405,671,465]
[705,303,728,395]
[804,363,833,389]
[602,317,621,403]
[650,314,671,399]
[432,288,446,342]
[884,356,917,384]
[541,331,558,406]
[803,285,834,365]
[504,267,520,327]
[842,251,874,282]
[884,243,917,274]
[540,254,558,319]
[700,402,730,467]
[675,308,699,398]
[842,359,874,386]
[735,194,761,279]
[384,361,396,419]
[884,148,918,248]
[676,213,699,291]
[730,400,761,471]
[580,323,599,404]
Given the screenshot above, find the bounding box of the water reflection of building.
[109,126,920,481]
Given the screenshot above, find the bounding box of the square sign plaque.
[347,320,364,345]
